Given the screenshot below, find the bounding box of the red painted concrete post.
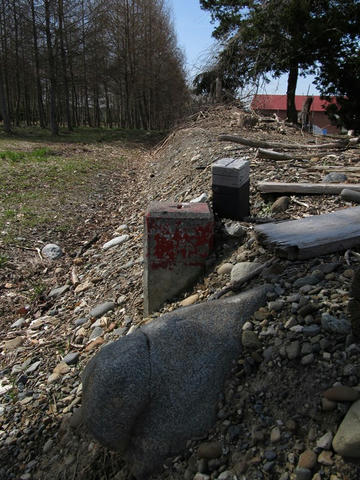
[144,202,214,315]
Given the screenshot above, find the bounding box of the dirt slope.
[1,105,360,480]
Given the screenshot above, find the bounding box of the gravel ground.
[1,105,360,480]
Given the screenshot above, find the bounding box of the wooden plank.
[257,182,360,195]
[218,134,348,150]
[341,189,360,204]
[255,206,360,260]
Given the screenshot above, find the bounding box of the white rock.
[102,235,130,250]
[11,318,26,328]
[41,243,63,260]
[126,325,137,335]
[0,380,12,396]
[190,193,208,203]
[242,321,253,331]
[231,262,261,283]
[115,224,129,233]
[317,431,333,450]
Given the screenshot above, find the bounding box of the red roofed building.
[251,94,340,134]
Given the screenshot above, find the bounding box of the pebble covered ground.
[1,105,360,480]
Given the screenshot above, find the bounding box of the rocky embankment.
[1,105,360,480]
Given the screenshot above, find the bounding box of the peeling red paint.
[145,203,214,271]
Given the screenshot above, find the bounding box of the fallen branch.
[290,196,309,208]
[308,165,360,173]
[256,148,313,161]
[9,244,37,252]
[209,257,277,300]
[219,134,349,150]
[257,148,294,161]
[258,182,360,195]
[76,233,99,257]
[8,244,43,260]
[71,267,80,286]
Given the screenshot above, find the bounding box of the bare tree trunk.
[286,62,298,124]
[58,0,72,131]
[0,1,10,133]
[215,76,222,103]
[12,0,20,126]
[44,0,58,135]
[30,0,46,128]
[0,66,11,133]
[81,0,91,127]
[104,82,112,128]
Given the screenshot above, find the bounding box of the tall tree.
[200,0,360,124]
[44,0,58,135]
[57,0,72,131]
[0,0,11,132]
[30,0,46,127]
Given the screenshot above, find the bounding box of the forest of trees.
[0,0,189,134]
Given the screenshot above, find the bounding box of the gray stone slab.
[81,285,271,479]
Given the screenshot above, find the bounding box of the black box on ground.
[212,157,250,220]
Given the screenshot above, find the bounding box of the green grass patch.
[29,281,47,301]
[0,126,164,240]
[1,126,165,145]
[0,129,145,239]
[0,254,8,268]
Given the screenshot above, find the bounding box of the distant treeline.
[0,0,189,133]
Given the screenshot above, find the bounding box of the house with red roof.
[251,94,340,134]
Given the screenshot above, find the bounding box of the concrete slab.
[144,202,213,315]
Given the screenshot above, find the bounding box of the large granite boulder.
[81,285,271,479]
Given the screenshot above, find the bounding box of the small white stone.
[190,193,208,203]
[317,431,333,450]
[126,325,137,335]
[102,235,129,250]
[11,318,26,328]
[242,321,253,331]
[41,243,63,260]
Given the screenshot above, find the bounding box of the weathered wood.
[219,134,348,150]
[257,148,294,160]
[308,165,360,173]
[255,206,360,260]
[256,148,314,161]
[341,189,360,204]
[257,182,360,195]
[300,96,313,132]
